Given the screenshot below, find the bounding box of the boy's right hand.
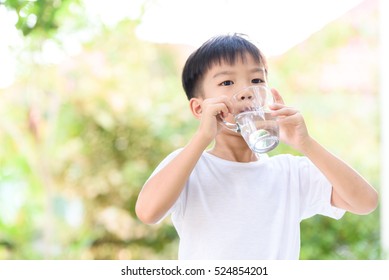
[194,95,234,143]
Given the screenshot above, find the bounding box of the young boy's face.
[199,52,268,100]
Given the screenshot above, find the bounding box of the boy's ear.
[189,97,203,119]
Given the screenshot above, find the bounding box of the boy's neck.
[208,135,259,163]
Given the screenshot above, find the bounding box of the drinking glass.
[221,85,279,153]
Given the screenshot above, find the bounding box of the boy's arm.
[270,89,378,215]
[136,95,233,224]
[300,137,378,214]
[135,132,209,224]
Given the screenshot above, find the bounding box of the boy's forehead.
[214,52,262,66]
[206,55,266,77]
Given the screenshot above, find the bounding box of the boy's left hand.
[270,88,311,152]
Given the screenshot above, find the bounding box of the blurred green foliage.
[0,1,381,259]
[1,0,82,36]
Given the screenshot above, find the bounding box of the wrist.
[298,136,318,156]
[192,130,214,151]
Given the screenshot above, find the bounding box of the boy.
[135,34,378,259]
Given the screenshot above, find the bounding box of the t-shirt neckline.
[203,150,269,167]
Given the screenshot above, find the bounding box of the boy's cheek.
[201,84,231,99]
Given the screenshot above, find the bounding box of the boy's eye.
[220,80,234,86]
[252,78,265,84]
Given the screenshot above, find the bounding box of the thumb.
[271,88,285,105]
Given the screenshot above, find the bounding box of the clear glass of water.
[235,111,279,153]
[221,86,279,153]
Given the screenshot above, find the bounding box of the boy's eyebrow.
[212,70,235,79]
[212,67,266,79]
[250,67,266,74]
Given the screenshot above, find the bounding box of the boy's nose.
[237,92,254,101]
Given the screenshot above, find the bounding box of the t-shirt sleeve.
[144,148,185,224]
[297,157,346,221]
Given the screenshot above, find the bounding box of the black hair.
[181,33,267,100]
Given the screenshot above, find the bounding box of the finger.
[225,99,234,115]
[217,95,234,114]
[269,102,285,110]
[271,88,285,105]
[211,103,229,118]
[271,106,299,117]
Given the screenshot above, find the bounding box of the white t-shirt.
[152,149,345,260]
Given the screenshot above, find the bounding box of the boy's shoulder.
[262,153,317,175]
[269,153,312,166]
